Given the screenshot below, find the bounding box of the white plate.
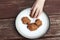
[15,8,50,39]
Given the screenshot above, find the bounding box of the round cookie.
[35,19,42,27]
[27,23,38,31]
[21,17,30,24]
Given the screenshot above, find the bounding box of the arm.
[30,0,45,18]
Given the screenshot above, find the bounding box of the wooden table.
[0,0,60,40]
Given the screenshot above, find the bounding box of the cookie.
[35,19,42,27]
[27,23,38,31]
[21,17,30,24]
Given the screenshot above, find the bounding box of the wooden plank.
[38,37,60,40]
[0,0,60,18]
[0,0,35,18]
[5,37,60,40]
[0,15,60,40]
[44,15,60,37]
[44,0,60,15]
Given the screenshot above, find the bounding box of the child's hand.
[30,0,45,18]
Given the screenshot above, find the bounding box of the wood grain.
[0,0,60,40]
[0,0,35,18]
[0,0,60,18]
[0,15,60,40]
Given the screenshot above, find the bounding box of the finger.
[30,1,37,13]
[33,8,37,17]
[36,10,40,18]
[30,2,37,17]
[31,7,37,18]
[36,9,42,18]
[34,9,39,18]
[31,1,37,9]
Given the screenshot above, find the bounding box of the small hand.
[30,0,45,18]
